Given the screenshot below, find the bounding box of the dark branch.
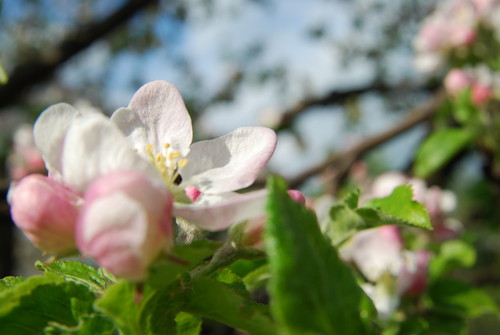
[0,0,159,110]
[274,81,438,132]
[286,89,445,190]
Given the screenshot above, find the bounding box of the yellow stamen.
[164,143,171,149]
[168,151,181,160]
[178,158,188,168]
[145,144,153,153]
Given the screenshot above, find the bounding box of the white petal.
[340,226,404,282]
[62,114,160,192]
[173,190,267,231]
[181,127,276,193]
[33,103,81,178]
[80,192,147,248]
[112,80,193,155]
[110,107,150,160]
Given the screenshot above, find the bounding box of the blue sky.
[2,0,435,184]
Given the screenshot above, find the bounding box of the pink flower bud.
[8,174,81,255]
[76,170,173,281]
[444,69,472,96]
[241,217,266,251]
[450,27,476,47]
[287,189,306,205]
[471,82,493,106]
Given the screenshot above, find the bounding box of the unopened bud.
[8,174,81,255]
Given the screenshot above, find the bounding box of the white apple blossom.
[10,79,276,279]
[341,226,430,320]
[110,80,278,231]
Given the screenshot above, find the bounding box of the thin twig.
[274,82,438,132]
[286,89,445,190]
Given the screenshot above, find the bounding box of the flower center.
[144,143,188,187]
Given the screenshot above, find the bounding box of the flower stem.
[190,242,240,279]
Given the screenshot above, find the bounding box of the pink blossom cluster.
[371,172,461,242]
[444,66,499,106]
[8,81,278,281]
[341,226,430,320]
[340,171,461,319]
[413,0,500,72]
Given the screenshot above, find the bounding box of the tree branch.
[286,89,445,190]
[274,81,438,132]
[0,0,159,110]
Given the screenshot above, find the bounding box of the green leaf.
[325,186,431,246]
[214,268,248,296]
[424,313,467,335]
[184,277,276,335]
[428,279,498,318]
[326,204,371,245]
[265,176,375,335]
[429,240,476,280]
[382,318,429,335]
[364,185,432,230]
[36,260,111,292]
[0,276,25,291]
[175,312,201,335]
[146,240,221,293]
[172,240,221,265]
[243,264,270,292]
[343,188,361,209]
[94,281,141,335]
[0,273,97,335]
[229,258,267,278]
[139,281,184,335]
[453,88,477,124]
[43,315,117,335]
[414,128,472,178]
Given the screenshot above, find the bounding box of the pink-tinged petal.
[471,83,493,106]
[340,226,404,282]
[33,103,81,178]
[62,114,161,193]
[400,250,431,296]
[8,174,81,255]
[181,127,277,193]
[113,80,193,155]
[287,189,305,205]
[77,170,173,281]
[444,68,472,95]
[185,185,202,202]
[173,190,268,231]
